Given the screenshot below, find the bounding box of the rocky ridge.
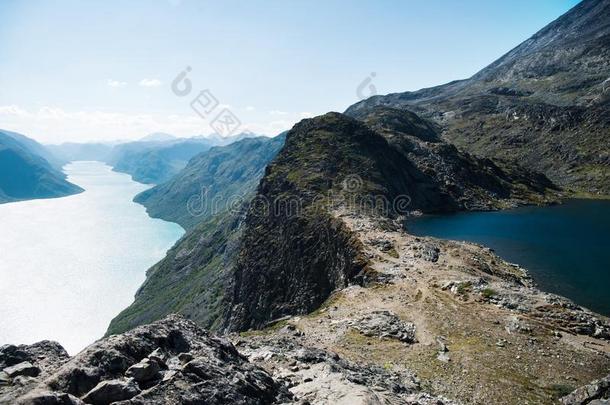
[109,108,559,353]
[222,110,558,332]
[230,208,610,403]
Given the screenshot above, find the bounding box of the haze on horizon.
[0,0,579,144]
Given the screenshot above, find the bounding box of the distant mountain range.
[46,142,114,164]
[106,139,215,184]
[0,130,83,204]
[47,131,262,185]
[346,0,610,195]
[0,129,264,204]
[138,132,177,142]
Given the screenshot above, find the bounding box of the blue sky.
[0,0,580,143]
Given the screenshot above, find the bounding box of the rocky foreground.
[1,315,456,404]
[2,211,610,404]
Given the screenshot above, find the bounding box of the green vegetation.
[386,247,400,258]
[456,282,472,296]
[546,383,576,399]
[481,288,496,299]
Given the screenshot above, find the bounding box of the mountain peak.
[345,0,610,195]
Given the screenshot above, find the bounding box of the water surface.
[407,200,610,316]
[0,161,184,354]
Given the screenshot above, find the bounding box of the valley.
[1,0,609,404]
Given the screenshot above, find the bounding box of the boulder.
[82,379,140,405]
[3,362,40,378]
[17,390,84,405]
[560,374,610,404]
[8,315,292,404]
[125,358,160,382]
[0,341,69,375]
[352,310,417,343]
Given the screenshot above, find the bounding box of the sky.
[0,0,580,144]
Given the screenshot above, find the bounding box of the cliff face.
[346,0,610,194]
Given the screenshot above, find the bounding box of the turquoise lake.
[407,199,610,316]
[0,161,185,354]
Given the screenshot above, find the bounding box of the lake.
[407,199,610,316]
[0,161,184,354]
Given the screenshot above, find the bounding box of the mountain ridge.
[346,0,610,194]
[108,109,559,336]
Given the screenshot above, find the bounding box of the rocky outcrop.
[237,334,457,405]
[561,374,610,404]
[2,315,292,404]
[351,310,417,343]
[346,0,610,194]
[0,340,70,398]
[3,315,460,404]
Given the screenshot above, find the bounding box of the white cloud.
[0,105,28,116]
[299,112,314,118]
[0,105,203,143]
[245,106,255,111]
[138,78,162,87]
[0,104,302,143]
[269,109,288,116]
[107,79,127,88]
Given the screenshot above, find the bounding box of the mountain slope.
[109,139,214,184]
[109,110,558,335]
[107,208,245,335]
[107,132,263,185]
[0,131,83,203]
[108,136,286,334]
[102,112,610,403]
[134,135,286,230]
[0,129,63,169]
[346,0,610,194]
[223,111,558,331]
